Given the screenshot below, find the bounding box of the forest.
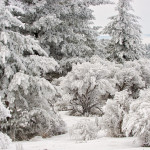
[0,0,150,149]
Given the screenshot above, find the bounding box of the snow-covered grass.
[6,111,148,150]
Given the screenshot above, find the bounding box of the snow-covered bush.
[114,59,150,99]
[115,65,145,99]
[60,56,150,116]
[60,57,118,116]
[3,73,66,140]
[123,88,150,147]
[69,119,99,142]
[101,90,131,137]
[99,58,150,138]
[0,97,11,149]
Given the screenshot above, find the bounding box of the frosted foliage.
[61,43,93,58]
[26,55,59,76]
[60,58,117,116]
[0,3,25,29]
[102,0,144,63]
[123,88,150,147]
[101,90,131,137]
[33,15,61,33]
[69,119,98,141]
[0,31,47,57]
[9,72,56,102]
[0,132,12,149]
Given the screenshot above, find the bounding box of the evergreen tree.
[102,0,144,63]
[0,0,65,141]
[12,0,112,74]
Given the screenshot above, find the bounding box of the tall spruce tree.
[102,0,144,63]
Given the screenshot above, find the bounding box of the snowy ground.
[7,111,149,150]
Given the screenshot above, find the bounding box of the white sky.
[91,0,150,35]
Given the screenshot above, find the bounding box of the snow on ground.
[7,111,149,150]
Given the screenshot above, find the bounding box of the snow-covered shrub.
[101,90,132,137]
[99,58,150,138]
[115,66,145,99]
[60,58,118,116]
[0,97,11,149]
[114,59,150,99]
[123,88,150,147]
[91,57,150,95]
[3,73,66,141]
[69,119,99,142]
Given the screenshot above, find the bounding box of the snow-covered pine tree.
[0,0,65,141]
[102,0,144,63]
[12,0,112,75]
